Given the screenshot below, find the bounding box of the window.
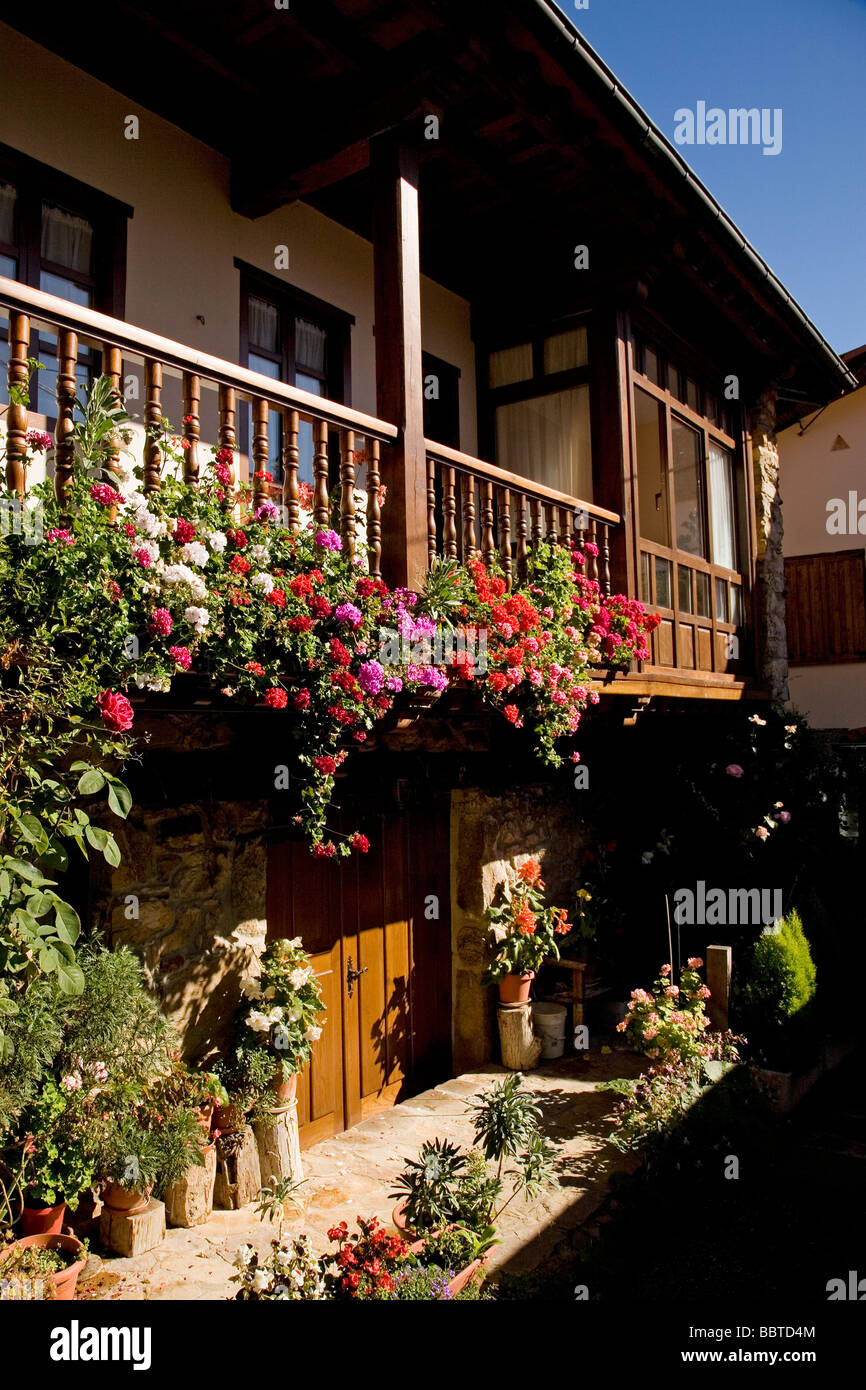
[422,351,460,449]
[0,143,130,411]
[785,551,866,664]
[485,322,592,500]
[238,262,352,484]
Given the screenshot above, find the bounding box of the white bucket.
[532,1002,567,1059]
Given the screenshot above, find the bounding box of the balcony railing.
[425,440,619,596]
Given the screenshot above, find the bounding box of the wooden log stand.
[213,1126,262,1210]
[99,1197,166,1257]
[164,1143,217,1228]
[497,1002,543,1071]
[254,1101,303,1187]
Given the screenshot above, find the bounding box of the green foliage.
[390,1261,490,1300]
[236,937,325,1078]
[483,859,572,982]
[59,943,175,1095]
[733,910,818,1066]
[0,974,63,1131]
[390,1138,467,1233]
[467,1072,543,1166]
[16,1079,95,1208]
[95,1108,203,1194]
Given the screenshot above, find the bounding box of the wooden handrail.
[0,276,398,442]
[424,437,620,524]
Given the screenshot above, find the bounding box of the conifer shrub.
[733,910,817,1067]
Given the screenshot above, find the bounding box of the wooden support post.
[213,1127,262,1210]
[706,944,732,1032]
[371,130,427,589]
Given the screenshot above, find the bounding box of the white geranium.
[268,1006,284,1022]
[233,1245,256,1269]
[288,1005,302,1023]
[184,605,210,633]
[251,571,274,594]
[132,506,165,538]
[180,540,209,567]
[163,563,207,602]
[252,1270,271,1293]
[207,530,228,553]
[136,539,160,566]
[122,487,147,511]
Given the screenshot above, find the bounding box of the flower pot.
[2,1232,86,1301]
[198,1102,214,1136]
[20,1200,67,1237]
[271,1069,298,1106]
[102,1181,154,1216]
[213,1102,246,1135]
[498,972,535,1005]
[448,1257,484,1296]
[392,1199,418,1239]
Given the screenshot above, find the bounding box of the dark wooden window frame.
[235,258,353,407]
[422,348,460,450]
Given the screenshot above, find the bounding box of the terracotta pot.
[4,1232,86,1301]
[102,1181,153,1215]
[392,1199,417,1239]
[20,1200,67,1237]
[498,972,535,1005]
[198,1102,214,1135]
[271,1069,298,1106]
[448,1257,484,1296]
[213,1102,246,1134]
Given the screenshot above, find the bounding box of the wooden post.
[283,408,300,532]
[99,1198,165,1257]
[706,944,732,1032]
[371,130,428,589]
[164,1144,217,1229]
[367,438,382,578]
[5,312,30,496]
[182,371,201,487]
[213,1127,262,1210]
[55,328,78,513]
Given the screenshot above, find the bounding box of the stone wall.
[92,800,268,1061]
[750,386,789,706]
[450,786,588,1073]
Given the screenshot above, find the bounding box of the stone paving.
[78,1048,644,1301]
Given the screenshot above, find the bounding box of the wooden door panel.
[383,819,411,1090]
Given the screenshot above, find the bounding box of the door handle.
[346,956,368,997]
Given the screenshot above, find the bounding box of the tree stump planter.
[164,1143,217,1228]
[99,1198,165,1257]
[254,1101,303,1188]
[497,1001,543,1071]
[213,1126,262,1210]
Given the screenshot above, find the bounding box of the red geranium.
[264,687,288,709]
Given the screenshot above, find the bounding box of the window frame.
[236,259,353,407]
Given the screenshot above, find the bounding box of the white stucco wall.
[0,21,477,450]
[779,383,866,730]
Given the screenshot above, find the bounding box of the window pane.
[640,551,652,604]
[0,333,8,406]
[39,271,91,307]
[41,204,93,275]
[249,353,280,380]
[489,342,533,389]
[295,318,326,375]
[296,371,323,397]
[543,327,587,374]
[634,387,669,546]
[730,584,744,626]
[671,417,706,557]
[696,570,712,618]
[665,360,680,397]
[708,441,739,570]
[655,556,672,609]
[0,182,16,246]
[678,564,693,614]
[248,296,280,353]
[0,253,16,278]
[644,346,660,385]
[686,377,700,413]
[715,577,729,622]
[495,384,592,500]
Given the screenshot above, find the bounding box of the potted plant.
[212,1043,278,1132]
[0,1230,87,1300]
[17,1081,95,1236]
[96,1108,204,1213]
[236,937,326,1105]
[483,859,573,1003]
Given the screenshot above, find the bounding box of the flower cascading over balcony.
[0,379,660,860]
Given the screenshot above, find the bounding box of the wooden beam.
[371,130,428,589]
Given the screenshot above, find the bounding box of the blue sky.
[554,0,866,354]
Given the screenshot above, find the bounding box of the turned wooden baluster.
[313,418,330,528]
[498,486,512,590]
[588,518,599,586]
[105,346,124,481]
[530,497,543,551]
[426,457,438,568]
[283,409,300,533]
[545,503,558,546]
[481,479,496,567]
[340,428,356,560]
[559,506,571,549]
[600,519,612,597]
[182,371,201,487]
[367,437,382,579]
[442,465,457,559]
[55,328,78,513]
[143,359,163,493]
[515,494,528,583]
[218,384,237,487]
[462,473,477,562]
[5,312,30,496]
[251,397,270,512]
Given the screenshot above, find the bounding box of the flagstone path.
[77,1048,644,1301]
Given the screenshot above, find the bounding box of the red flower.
[329,638,352,666]
[488,672,507,692]
[229,554,251,575]
[265,588,286,609]
[314,841,336,858]
[265,687,288,709]
[97,689,134,733]
[503,704,519,723]
[293,688,311,710]
[314,755,337,775]
[246,661,265,676]
[148,607,173,637]
[123,523,136,538]
[518,859,544,887]
[105,580,122,604]
[172,518,196,544]
[308,595,332,619]
[289,574,313,597]
[350,833,370,853]
[169,646,192,670]
[226,527,247,549]
[287,614,311,632]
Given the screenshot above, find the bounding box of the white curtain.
[41,203,93,273]
[295,317,326,374]
[495,384,593,500]
[543,327,587,375]
[708,442,738,570]
[249,296,279,353]
[0,182,16,246]
[489,341,533,389]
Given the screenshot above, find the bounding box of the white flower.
[134,674,171,692]
[641,851,654,865]
[291,1267,305,1287]
[304,1025,322,1042]
[180,540,209,567]
[233,1245,256,1269]
[132,506,164,537]
[246,1010,272,1034]
[136,538,160,565]
[251,571,274,594]
[289,967,311,990]
[184,605,210,633]
[288,936,303,949]
[207,530,228,553]
[252,1270,271,1293]
[269,1006,284,1022]
[240,978,262,1000]
[250,544,268,562]
[122,488,147,511]
[288,1005,302,1023]
[163,563,207,602]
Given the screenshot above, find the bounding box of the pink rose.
[755,826,770,840]
[97,689,134,733]
[726,764,744,778]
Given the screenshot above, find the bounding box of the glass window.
[41,204,93,275]
[715,577,729,622]
[0,253,15,278]
[0,182,16,246]
[644,345,660,385]
[640,551,652,604]
[686,377,700,413]
[655,556,672,609]
[730,584,744,626]
[708,441,739,570]
[488,342,533,389]
[495,384,592,500]
[665,360,680,398]
[543,327,587,375]
[296,318,327,376]
[678,564,693,614]
[249,296,280,354]
[696,570,712,619]
[634,387,669,547]
[671,417,707,557]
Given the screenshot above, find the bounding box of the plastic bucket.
[532,1002,567,1059]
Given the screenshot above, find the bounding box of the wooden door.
[266,797,452,1147]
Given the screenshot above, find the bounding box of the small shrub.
[733,910,817,1066]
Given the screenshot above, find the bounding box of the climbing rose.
[264,687,288,709]
[97,689,134,733]
[148,607,173,637]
